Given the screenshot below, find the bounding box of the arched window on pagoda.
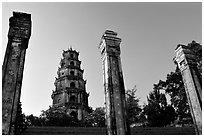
[70,111,77,119]
[70,82,75,88]
[70,96,76,102]
[70,61,74,66]
[70,71,75,76]
[70,54,74,58]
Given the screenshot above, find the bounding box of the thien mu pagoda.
[51,48,89,120]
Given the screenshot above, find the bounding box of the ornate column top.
[174,41,201,70]
[99,30,122,57]
[12,11,31,19]
[8,11,32,41]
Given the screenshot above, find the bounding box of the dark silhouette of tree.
[154,67,193,125]
[186,41,202,76]
[40,106,79,127]
[25,106,93,127]
[82,107,106,127]
[15,102,27,134]
[125,86,143,126]
[25,114,46,127]
[144,85,176,127]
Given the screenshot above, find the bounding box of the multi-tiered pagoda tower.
[51,48,89,120]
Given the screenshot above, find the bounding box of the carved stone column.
[2,12,31,135]
[98,30,130,135]
[174,43,202,135]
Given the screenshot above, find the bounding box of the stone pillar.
[174,44,202,135]
[2,12,31,135]
[98,30,130,135]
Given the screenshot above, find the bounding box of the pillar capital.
[99,30,122,58]
[8,12,31,49]
[174,44,197,71]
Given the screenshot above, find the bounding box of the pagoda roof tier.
[60,58,81,64]
[63,47,79,53]
[58,66,84,73]
[55,75,85,82]
[51,88,89,96]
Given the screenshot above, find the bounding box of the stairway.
[21,126,107,135]
[130,127,196,135]
[21,126,196,135]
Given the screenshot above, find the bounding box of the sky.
[2,2,202,116]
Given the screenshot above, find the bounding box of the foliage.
[15,102,27,134]
[82,107,106,127]
[25,106,96,127]
[144,85,177,127]
[163,67,193,124]
[25,114,46,127]
[40,106,79,127]
[187,41,202,75]
[125,86,143,125]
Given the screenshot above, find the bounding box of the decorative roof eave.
[63,48,79,56]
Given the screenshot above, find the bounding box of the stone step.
[21,126,196,135]
[21,127,106,135]
[131,127,196,135]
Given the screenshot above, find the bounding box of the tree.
[15,102,27,134]
[144,85,176,127]
[153,67,193,125]
[40,106,79,127]
[125,86,142,126]
[82,107,106,127]
[25,114,46,127]
[186,41,202,76]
